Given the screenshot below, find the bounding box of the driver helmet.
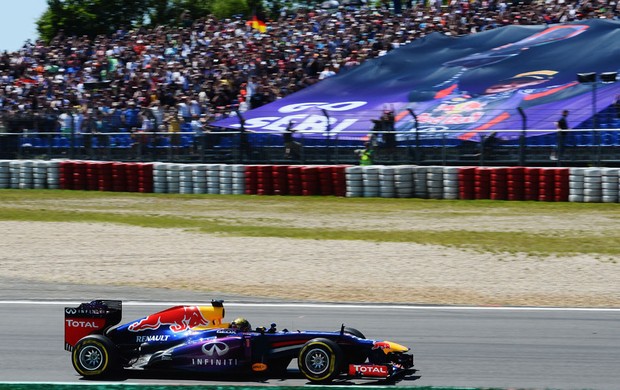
[231,317,251,332]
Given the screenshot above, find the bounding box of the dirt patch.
[2,221,618,307]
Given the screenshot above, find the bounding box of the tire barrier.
[0,160,10,189]
[458,167,476,200]
[3,160,620,203]
[601,168,619,203]
[507,167,525,201]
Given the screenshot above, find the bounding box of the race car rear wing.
[64,300,122,351]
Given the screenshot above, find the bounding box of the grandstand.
[1,3,619,166]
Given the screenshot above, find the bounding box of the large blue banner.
[212,19,620,142]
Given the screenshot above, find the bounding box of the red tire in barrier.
[554,168,569,202]
[137,163,154,193]
[112,162,127,192]
[458,167,476,200]
[538,169,555,202]
[257,165,273,195]
[73,161,87,191]
[287,166,303,196]
[126,163,140,192]
[86,162,99,191]
[244,165,258,195]
[98,162,114,192]
[272,165,289,196]
[318,166,334,196]
[506,167,525,201]
[490,167,508,200]
[524,168,540,201]
[474,167,491,199]
[332,166,347,197]
[59,161,75,190]
[301,166,319,196]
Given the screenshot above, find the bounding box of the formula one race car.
[64,300,415,383]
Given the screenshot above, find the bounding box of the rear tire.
[72,335,119,378]
[298,338,343,383]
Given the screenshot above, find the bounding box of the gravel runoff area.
[1,221,618,307]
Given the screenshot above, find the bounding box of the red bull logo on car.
[128,306,212,332]
[372,340,410,354]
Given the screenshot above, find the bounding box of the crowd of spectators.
[0,0,618,139]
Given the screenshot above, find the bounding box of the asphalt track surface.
[1,283,619,389]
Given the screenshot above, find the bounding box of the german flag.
[246,14,267,33]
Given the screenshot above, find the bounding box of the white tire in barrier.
[569,187,584,196]
[427,172,443,181]
[584,195,602,203]
[584,168,601,177]
[583,176,601,184]
[601,168,619,176]
[345,166,363,174]
[345,181,362,189]
[394,166,413,175]
[362,166,381,174]
[583,182,602,190]
[394,181,413,189]
[363,187,380,196]
[394,174,413,182]
[443,179,459,187]
[583,188,602,196]
[347,183,363,191]
[362,178,380,187]
[427,166,444,174]
[569,194,584,202]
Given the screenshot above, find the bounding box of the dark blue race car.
[64,300,416,383]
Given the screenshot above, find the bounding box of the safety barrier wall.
[2,160,620,203]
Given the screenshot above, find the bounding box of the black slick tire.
[71,334,119,378]
[298,338,343,383]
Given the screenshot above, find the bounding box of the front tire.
[298,338,343,383]
[72,335,119,378]
[344,327,365,339]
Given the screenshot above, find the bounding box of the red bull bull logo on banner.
[129,306,210,332]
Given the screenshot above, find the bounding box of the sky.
[0,0,48,52]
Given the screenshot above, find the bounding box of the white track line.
[1,300,619,312]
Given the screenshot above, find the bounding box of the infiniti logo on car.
[202,341,229,357]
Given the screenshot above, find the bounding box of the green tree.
[36,0,340,43]
[147,0,213,27]
[210,0,250,18]
[37,0,150,42]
